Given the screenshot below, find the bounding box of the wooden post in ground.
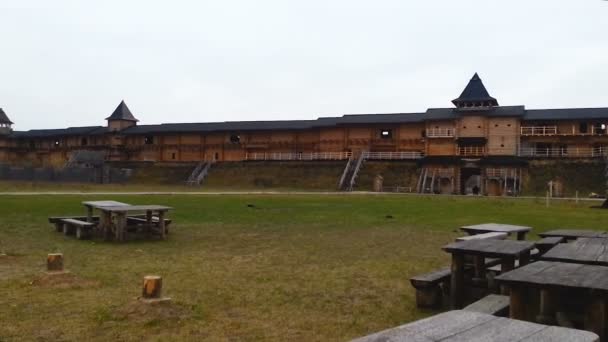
[142,275,163,299]
[140,275,171,303]
[47,253,64,272]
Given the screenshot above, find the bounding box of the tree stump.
[142,275,163,299]
[47,253,64,272]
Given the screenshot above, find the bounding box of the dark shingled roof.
[426,106,525,120]
[0,108,13,125]
[10,126,104,139]
[523,107,608,121]
[106,101,138,122]
[452,73,498,107]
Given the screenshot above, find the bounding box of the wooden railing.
[520,126,558,136]
[518,147,608,158]
[426,128,455,138]
[457,146,485,156]
[245,152,352,161]
[362,151,423,160]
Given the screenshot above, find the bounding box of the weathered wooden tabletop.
[96,205,172,213]
[350,310,599,342]
[461,223,532,234]
[443,239,535,258]
[540,238,608,266]
[538,229,607,240]
[495,260,608,292]
[82,200,131,208]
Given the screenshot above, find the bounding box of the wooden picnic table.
[350,309,599,342]
[541,237,608,266]
[495,261,608,341]
[98,205,172,242]
[461,223,532,240]
[538,229,608,241]
[82,200,130,223]
[443,239,536,308]
[82,201,172,242]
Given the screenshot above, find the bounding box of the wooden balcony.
[521,126,608,136]
[518,147,607,158]
[457,146,485,157]
[362,151,423,160]
[426,128,455,138]
[520,126,557,136]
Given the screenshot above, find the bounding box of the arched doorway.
[460,168,481,195]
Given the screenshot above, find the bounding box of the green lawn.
[0,194,606,341]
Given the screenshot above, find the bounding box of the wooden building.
[1,74,608,195]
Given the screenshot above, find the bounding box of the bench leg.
[62,224,75,236]
[450,253,465,309]
[76,226,90,240]
[416,286,442,309]
[55,222,64,232]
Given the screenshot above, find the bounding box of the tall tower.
[0,108,14,135]
[452,73,498,110]
[106,100,138,131]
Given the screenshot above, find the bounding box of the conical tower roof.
[452,73,498,107]
[105,100,138,122]
[0,108,14,125]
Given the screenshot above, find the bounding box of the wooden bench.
[410,267,451,308]
[59,218,96,240]
[463,294,510,316]
[49,216,99,232]
[126,216,172,234]
[456,232,508,241]
[535,236,565,255]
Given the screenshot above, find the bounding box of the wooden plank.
[523,326,600,342]
[410,267,451,288]
[461,223,532,235]
[100,205,172,212]
[60,218,95,227]
[463,294,509,315]
[456,232,507,241]
[538,229,606,240]
[401,310,495,341]
[541,238,608,266]
[495,261,608,292]
[349,310,599,342]
[446,316,544,342]
[443,239,535,258]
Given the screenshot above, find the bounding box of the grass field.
[1,194,607,341]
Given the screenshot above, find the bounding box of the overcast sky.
[1,0,607,130]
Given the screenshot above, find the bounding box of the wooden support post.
[116,212,127,242]
[509,285,527,320]
[537,289,557,325]
[585,297,607,342]
[158,211,167,239]
[450,253,465,309]
[47,253,64,272]
[500,257,516,295]
[519,250,531,266]
[86,205,93,223]
[472,255,486,285]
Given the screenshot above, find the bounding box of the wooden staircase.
[186,162,213,186]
